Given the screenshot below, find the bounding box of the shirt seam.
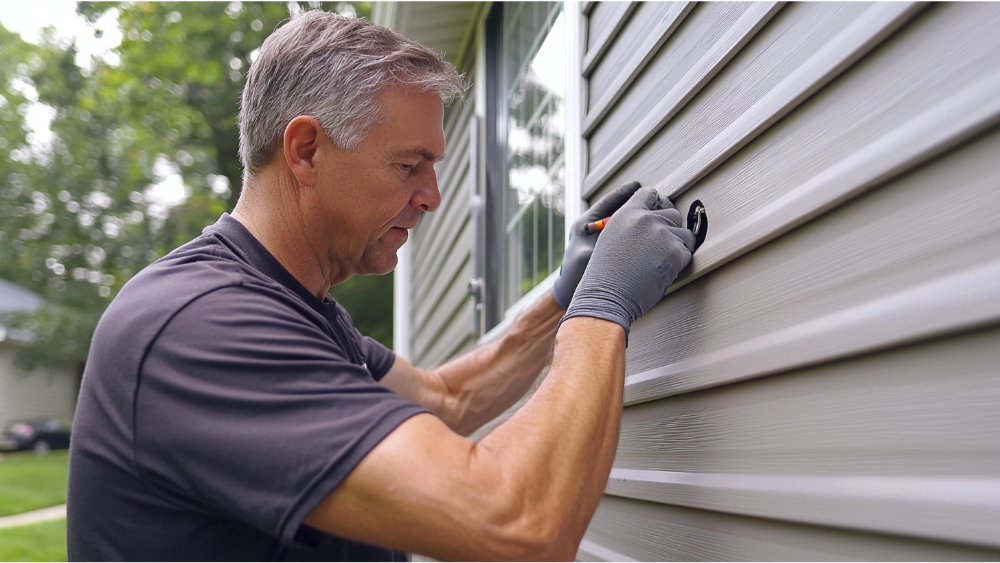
[128,246,245,494]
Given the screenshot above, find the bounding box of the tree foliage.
[0,1,393,372]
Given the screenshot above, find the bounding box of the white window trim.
[478,0,586,346]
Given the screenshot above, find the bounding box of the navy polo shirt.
[68,213,426,561]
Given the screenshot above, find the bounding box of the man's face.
[310,88,445,283]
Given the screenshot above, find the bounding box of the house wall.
[404,45,482,369]
[0,341,78,427]
[389,0,1000,558]
[576,1,1000,559]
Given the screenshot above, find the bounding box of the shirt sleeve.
[361,337,397,381]
[331,300,397,381]
[134,283,427,547]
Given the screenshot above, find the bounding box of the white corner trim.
[564,0,586,228]
[392,239,411,359]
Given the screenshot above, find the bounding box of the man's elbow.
[485,514,580,561]
[475,485,583,560]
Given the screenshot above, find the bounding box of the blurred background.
[0,0,392,371]
[0,2,384,560]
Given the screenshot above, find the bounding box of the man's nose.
[412,167,441,212]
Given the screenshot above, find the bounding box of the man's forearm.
[469,316,626,559]
[307,316,627,560]
[433,292,564,435]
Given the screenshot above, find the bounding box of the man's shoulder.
[117,234,253,307]
[92,232,282,351]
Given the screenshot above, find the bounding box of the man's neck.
[231,171,337,299]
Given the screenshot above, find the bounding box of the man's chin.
[356,250,399,276]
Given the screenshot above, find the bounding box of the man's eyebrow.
[398,149,446,163]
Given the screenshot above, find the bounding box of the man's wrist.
[561,291,633,340]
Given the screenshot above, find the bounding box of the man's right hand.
[562,186,694,338]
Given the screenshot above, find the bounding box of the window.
[485,2,567,326]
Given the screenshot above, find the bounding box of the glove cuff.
[560,296,632,344]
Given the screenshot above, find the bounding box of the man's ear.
[283,116,323,187]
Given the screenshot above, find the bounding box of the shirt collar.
[204,213,336,314]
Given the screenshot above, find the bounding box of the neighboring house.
[0,277,79,429]
[375,2,1000,559]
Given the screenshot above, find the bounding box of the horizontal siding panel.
[412,232,471,333]
[580,496,1000,561]
[586,1,631,53]
[610,326,1000,547]
[406,80,474,364]
[416,300,476,369]
[584,1,694,136]
[412,257,472,355]
[411,178,470,298]
[650,2,923,199]
[410,148,469,273]
[581,1,637,77]
[583,1,781,197]
[588,1,924,200]
[409,92,472,251]
[412,217,470,314]
[624,125,1000,398]
[410,106,473,269]
[599,2,1000,205]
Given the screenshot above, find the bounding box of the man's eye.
[397,163,417,173]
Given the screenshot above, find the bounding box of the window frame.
[478,0,586,345]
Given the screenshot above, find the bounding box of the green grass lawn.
[0,519,67,562]
[0,451,69,516]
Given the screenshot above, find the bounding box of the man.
[67,11,694,561]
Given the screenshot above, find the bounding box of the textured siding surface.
[406,62,479,369]
[578,1,1000,559]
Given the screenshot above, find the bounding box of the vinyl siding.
[405,55,479,369]
[578,1,1000,559]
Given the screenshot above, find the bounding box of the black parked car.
[0,418,71,454]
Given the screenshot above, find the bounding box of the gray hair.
[238,10,465,174]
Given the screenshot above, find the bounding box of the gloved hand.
[562,187,694,339]
[552,181,642,309]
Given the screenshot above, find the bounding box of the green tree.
[0,1,393,372]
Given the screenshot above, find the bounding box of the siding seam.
[605,469,1000,548]
[624,257,1000,404]
[648,2,925,201]
[581,1,638,77]
[582,1,783,198]
[667,66,1000,295]
[582,2,695,136]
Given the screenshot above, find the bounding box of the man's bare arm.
[306,316,625,560]
[380,183,650,435]
[379,292,564,435]
[309,187,694,559]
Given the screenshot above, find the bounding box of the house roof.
[0,277,43,314]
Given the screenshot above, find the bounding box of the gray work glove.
[552,181,643,309]
[562,187,695,340]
